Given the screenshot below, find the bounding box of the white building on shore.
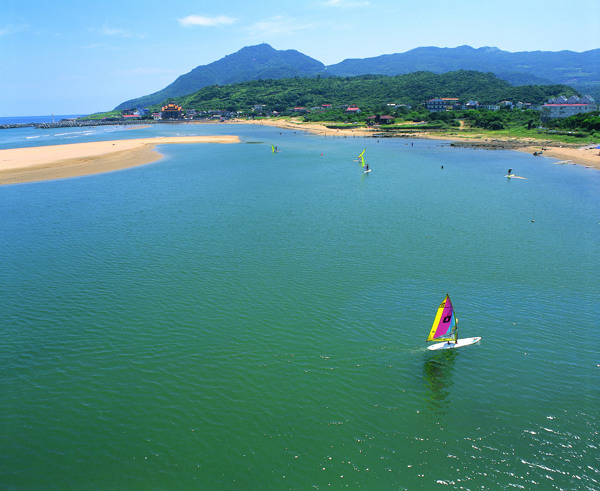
[541,95,597,120]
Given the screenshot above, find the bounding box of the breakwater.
[0,119,183,130]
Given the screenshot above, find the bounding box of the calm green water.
[1,124,599,489]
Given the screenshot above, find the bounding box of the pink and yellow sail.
[426,294,458,343]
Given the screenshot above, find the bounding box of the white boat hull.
[427,337,481,351]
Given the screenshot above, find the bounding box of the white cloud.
[321,0,370,6]
[246,16,319,38]
[178,15,236,27]
[0,24,28,36]
[90,25,144,38]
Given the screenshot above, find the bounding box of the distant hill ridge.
[115,43,600,110]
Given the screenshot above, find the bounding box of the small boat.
[360,153,371,173]
[426,294,481,350]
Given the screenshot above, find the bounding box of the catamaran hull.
[427,337,481,351]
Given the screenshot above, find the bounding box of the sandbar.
[2,121,597,186]
[0,135,239,185]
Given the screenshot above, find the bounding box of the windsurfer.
[508,168,513,175]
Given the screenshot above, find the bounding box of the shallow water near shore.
[1,124,599,489]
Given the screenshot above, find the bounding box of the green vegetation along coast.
[83,71,599,154]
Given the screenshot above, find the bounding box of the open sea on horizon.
[0,114,86,125]
[1,123,599,489]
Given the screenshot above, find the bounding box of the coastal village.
[116,95,597,123]
[3,94,592,132]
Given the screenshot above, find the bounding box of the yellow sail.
[426,294,457,342]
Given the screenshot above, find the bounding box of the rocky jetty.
[34,119,163,129]
[0,119,184,130]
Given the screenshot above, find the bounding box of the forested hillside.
[161,71,576,114]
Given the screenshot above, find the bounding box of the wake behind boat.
[426,294,481,350]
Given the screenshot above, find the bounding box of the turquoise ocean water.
[1,123,599,489]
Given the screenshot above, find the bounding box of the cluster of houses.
[292,104,360,114]
[122,103,187,121]
[122,103,399,122]
[119,94,597,124]
[425,97,514,112]
[425,95,597,120]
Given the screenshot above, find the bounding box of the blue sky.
[3,0,599,116]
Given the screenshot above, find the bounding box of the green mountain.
[115,44,600,110]
[171,71,576,113]
[115,44,325,110]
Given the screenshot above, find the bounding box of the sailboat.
[360,152,371,173]
[353,148,366,162]
[426,294,481,350]
[362,155,371,173]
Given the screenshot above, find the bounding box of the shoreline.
[223,118,600,170]
[1,121,598,185]
[0,135,239,185]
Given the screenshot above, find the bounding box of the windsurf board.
[427,337,481,351]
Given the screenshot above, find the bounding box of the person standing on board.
[454,317,459,345]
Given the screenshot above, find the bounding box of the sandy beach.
[0,135,239,185]
[407,130,600,169]
[516,143,600,169]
